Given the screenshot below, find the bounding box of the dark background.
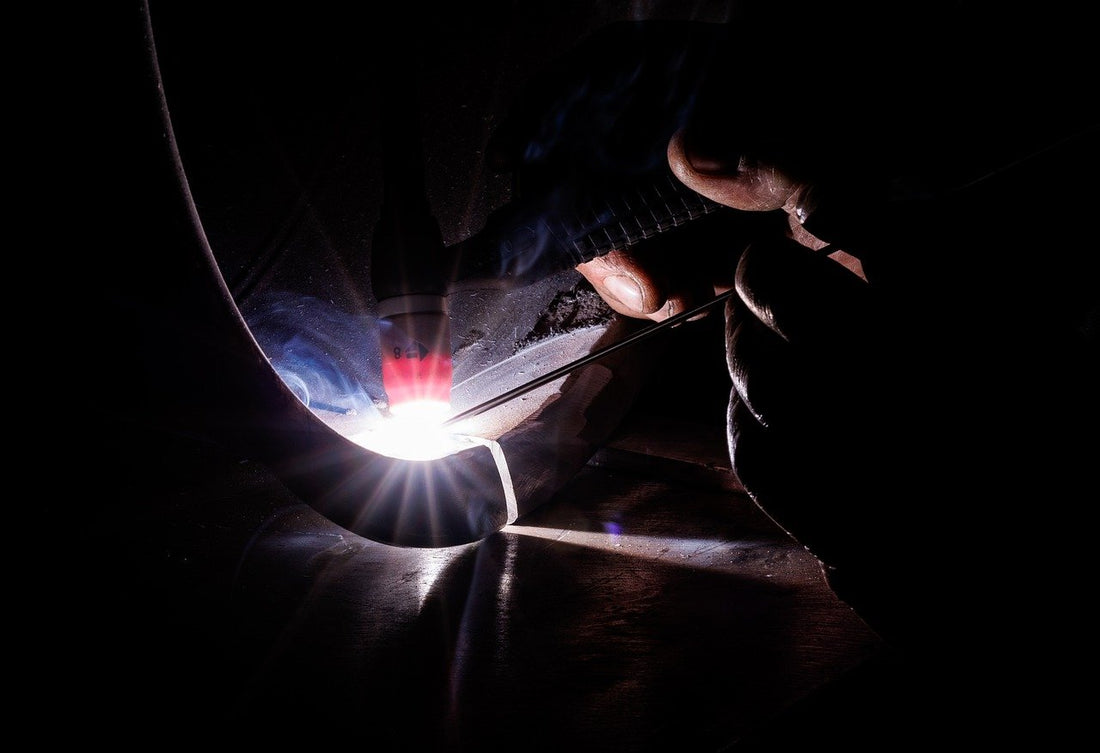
[47,1,1099,749]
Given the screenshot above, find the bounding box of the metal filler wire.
[441,289,735,428]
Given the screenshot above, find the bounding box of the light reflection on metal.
[494,535,519,663]
[507,525,761,570]
[466,436,519,525]
[415,546,460,609]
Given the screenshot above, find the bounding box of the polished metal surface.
[79,377,883,748]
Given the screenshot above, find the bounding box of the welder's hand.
[719,232,913,633]
[512,6,1099,733]
[696,117,1100,661]
[574,213,743,323]
[577,130,874,321]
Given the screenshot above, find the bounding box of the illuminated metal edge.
[183,279,646,548]
[169,210,515,547]
[137,0,653,548]
[489,315,653,520]
[164,244,514,546]
[272,427,512,548]
[265,314,650,547]
[228,315,648,548]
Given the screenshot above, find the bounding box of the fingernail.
[681,128,736,175]
[602,275,645,310]
[687,150,732,175]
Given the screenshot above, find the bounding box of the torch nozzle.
[376,294,453,416]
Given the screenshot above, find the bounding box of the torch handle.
[446,169,725,290]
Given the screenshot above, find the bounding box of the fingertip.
[668,128,731,177]
[668,129,798,212]
[667,130,696,186]
[601,274,648,313]
[578,251,668,318]
[667,129,731,198]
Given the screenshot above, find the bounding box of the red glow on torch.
[382,351,452,406]
[376,294,453,414]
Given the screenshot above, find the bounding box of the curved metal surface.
[132,0,651,547]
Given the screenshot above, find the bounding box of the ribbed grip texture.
[565,171,722,263]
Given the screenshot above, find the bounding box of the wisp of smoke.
[243,291,384,419]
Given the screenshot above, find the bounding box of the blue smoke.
[243,291,384,418]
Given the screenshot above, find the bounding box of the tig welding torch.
[369,73,455,416]
[369,22,737,415]
[369,61,742,416]
[372,140,730,415]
